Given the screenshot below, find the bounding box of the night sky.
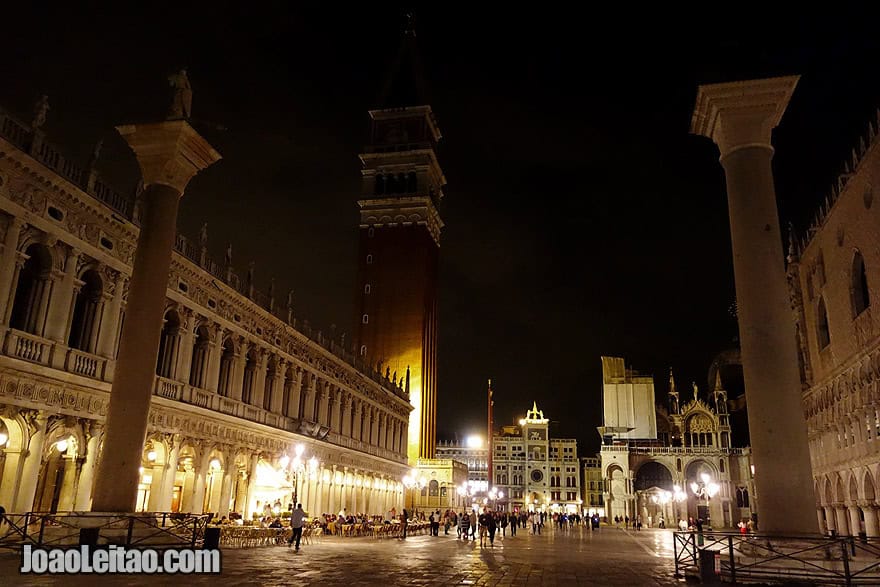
[2,7,879,456]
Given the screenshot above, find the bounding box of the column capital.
[116,120,221,194]
[690,75,799,158]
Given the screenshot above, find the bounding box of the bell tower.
[353,17,445,463]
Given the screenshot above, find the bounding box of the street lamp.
[403,470,426,513]
[282,444,315,509]
[487,487,504,511]
[690,473,720,528]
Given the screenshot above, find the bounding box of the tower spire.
[376,11,429,108]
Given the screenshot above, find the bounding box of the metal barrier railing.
[0,512,210,551]
[674,530,880,585]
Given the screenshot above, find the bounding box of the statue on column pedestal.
[31,95,50,130]
[167,68,192,120]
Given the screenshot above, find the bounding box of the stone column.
[217,470,234,517]
[229,340,247,402]
[204,325,223,393]
[15,413,49,512]
[823,506,836,533]
[328,466,337,514]
[175,310,196,385]
[97,272,125,359]
[251,349,268,409]
[835,505,850,536]
[691,76,817,534]
[270,359,285,413]
[342,397,352,437]
[862,502,880,537]
[243,453,259,519]
[352,402,362,441]
[74,423,103,511]
[288,369,303,419]
[156,438,180,512]
[45,246,80,345]
[848,505,862,537]
[331,393,342,433]
[90,121,219,513]
[0,217,24,324]
[191,468,207,514]
[317,384,330,426]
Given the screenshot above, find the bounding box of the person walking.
[509,512,517,537]
[287,503,306,551]
[402,508,409,539]
[487,511,498,547]
[469,509,478,540]
[478,508,490,548]
[459,510,470,540]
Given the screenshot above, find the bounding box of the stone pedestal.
[691,76,817,535]
[90,121,220,513]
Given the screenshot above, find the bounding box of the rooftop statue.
[168,68,192,120]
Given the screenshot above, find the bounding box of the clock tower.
[353,20,445,463]
[522,402,550,510]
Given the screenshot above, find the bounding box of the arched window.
[852,251,871,317]
[385,174,396,193]
[362,314,369,324]
[817,297,831,349]
[217,338,235,397]
[156,310,181,379]
[429,479,439,497]
[366,254,373,265]
[189,325,210,388]
[407,172,417,192]
[359,345,367,356]
[68,269,103,353]
[676,458,682,472]
[241,348,258,404]
[373,174,385,195]
[364,284,371,295]
[10,244,53,335]
[719,459,725,473]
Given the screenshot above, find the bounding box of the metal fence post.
[728,534,736,584]
[841,538,852,587]
[127,516,135,545]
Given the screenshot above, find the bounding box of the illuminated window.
[817,297,830,349]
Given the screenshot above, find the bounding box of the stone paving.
[0,525,683,586]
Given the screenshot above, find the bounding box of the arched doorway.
[34,435,78,513]
[634,461,674,527]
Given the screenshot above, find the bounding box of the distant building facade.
[581,456,604,518]
[600,357,755,528]
[437,403,581,514]
[789,113,880,537]
[0,104,414,519]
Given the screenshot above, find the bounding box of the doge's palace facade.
[0,106,411,519]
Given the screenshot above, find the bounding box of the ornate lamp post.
[690,473,720,528]
[403,470,426,513]
[487,487,504,511]
[281,445,317,511]
[672,485,687,527]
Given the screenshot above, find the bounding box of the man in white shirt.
[288,503,307,551]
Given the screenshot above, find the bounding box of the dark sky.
[2,7,879,456]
